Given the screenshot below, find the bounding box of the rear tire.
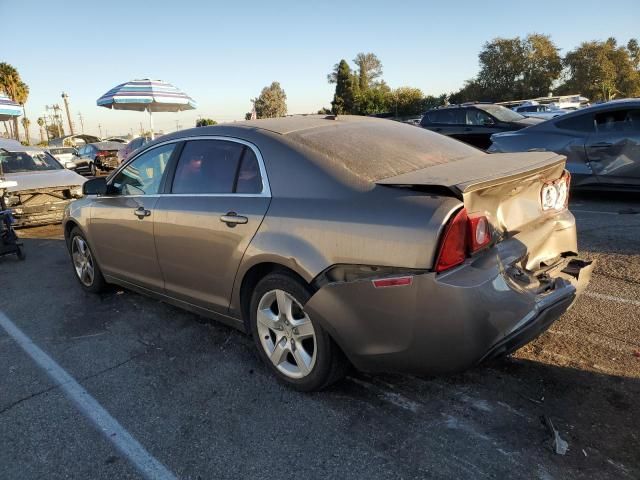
[249,272,347,391]
[89,162,97,176]
[68,227,106,293]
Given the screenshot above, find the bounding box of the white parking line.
[584,292,640,307]
[0,311,177,480]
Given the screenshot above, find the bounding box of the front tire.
[249,272,347,391]
[68,227,106,293]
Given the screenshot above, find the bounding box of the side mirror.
[82,177,107,196]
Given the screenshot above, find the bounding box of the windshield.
[0,150,63,173]
[477,104,526,122]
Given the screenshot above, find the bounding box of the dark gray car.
[489,99,640,190]
[63,115,592,391]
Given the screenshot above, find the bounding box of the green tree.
[36,117,45,143]
[331,60,357,114]
[389,87,424,116]
[521,34,562,97]
[253,81,287,119]
[558,40,640,100]
[196,118,217,127]
[20,117,30,144]
[454,34,561,102]
[352,83,391,115]
[628,38,640,69]
[46,124,61,139]
[0,63,29,140]
[353,52,383,91]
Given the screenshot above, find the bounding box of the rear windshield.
[0,150,62,173]
[476,104,525,122]
[290,119,480,182]
[50,147,75,154]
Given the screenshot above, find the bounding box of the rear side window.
[595,109,640,133]
[171,140,246,194]
[426,109,464,125]
[235,149,263,194]
[555,113,595,132]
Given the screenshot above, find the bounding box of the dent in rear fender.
[304,262,544,373]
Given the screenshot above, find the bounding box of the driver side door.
[89,142,178,291]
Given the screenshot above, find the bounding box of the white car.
[0,140,86,226]
[48,147,78,169]
[512,102,569,120]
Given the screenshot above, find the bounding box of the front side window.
[110,143,175,195]
[466,109,493,125]
[171,140,248,194]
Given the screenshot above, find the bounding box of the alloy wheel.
[71,236,95,287]
[256,289,317,379]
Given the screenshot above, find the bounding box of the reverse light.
[541,171,571,211]
[468,215,492,252]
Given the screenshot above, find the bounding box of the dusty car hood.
[376,151,565,196]
[4,169,87,192]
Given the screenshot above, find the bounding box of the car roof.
[144,115,481,184]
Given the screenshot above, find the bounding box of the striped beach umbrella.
[0,92,22,121]
[97,79,196,138]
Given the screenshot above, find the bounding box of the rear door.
[153,138,271,314]
[89,142,177,290]
[586,108,640,186]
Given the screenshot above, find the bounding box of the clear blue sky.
[2,0,639,138]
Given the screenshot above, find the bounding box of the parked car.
[512,102,569,120]
[489,99,640,190]
[71,141,125,175]
[117,136,154,165]
[420,103,542,149]
[0,142,86,227]
[420,103,542,150]
[63,115,591,390]
[48,147,78,168]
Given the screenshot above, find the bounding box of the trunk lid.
[377,152,573,270]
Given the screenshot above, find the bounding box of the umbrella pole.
[148,108,154,140]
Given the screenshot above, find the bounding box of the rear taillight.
[435,208,493,273]
[435,208,469,273]
[541,170,570,211]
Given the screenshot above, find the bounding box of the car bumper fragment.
[304,253,593,374]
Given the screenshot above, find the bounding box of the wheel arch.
[236,261,314,332]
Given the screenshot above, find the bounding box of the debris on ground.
[544,416,569,455]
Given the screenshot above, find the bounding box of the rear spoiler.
[376,152,566,198]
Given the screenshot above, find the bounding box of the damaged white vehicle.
[0,142,86,227]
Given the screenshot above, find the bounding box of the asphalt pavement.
[1,191,639,480]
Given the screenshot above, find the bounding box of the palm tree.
[37,117,45,143]
[0,63,28,141]
[21,117,31,144]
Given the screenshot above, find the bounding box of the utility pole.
[98,124,103,138]
[45,104,65,138]
[61,93,75,135]
[139,122,143,136]
[42,114,51,142]
[77,112,85,133]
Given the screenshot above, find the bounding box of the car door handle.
[591,142,612,148]
[133,207,151,218]
[220,212,248,226]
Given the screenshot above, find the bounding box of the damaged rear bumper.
[304,253,593,375]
